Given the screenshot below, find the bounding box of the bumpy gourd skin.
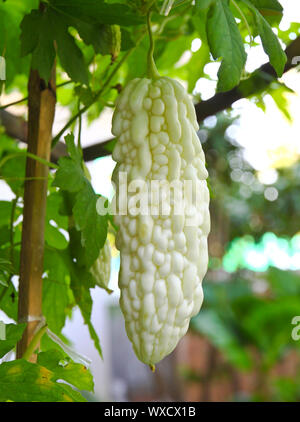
[111,76,210,365]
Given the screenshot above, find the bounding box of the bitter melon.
[111,76,210,365]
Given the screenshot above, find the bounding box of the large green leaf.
[0,358,87,402]
[0,201,19,227]
[45,223,68,250]
[0,227,10,248]
[52,134,86,192]
[46,191,69,230]
[0,323,26,358]
[64,253,103,358]
[21,8,89,83]
[0,248,18,321]
[53,134,108,268]
[52,10,89,85]
[48,0,144,26]
[73,183,108,267]
[244,0,286,76]
[0,155,27,196]
[195,0,217,10]
[37,349,94,392]
[0,1,36,87]
[249,0,283,15]
[43,248,72,334]
[206,0,246,91]
[53,157,86,192]
[21,9,56,82]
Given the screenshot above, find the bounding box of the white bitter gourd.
[111,76,210,365]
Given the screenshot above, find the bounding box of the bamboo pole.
[16,66,56,360]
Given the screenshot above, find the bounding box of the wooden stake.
[16,67,56,361]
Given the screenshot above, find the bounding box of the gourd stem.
[22,324,47,361]
[147,11,160,80]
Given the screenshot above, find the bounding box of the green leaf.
[0,154,27,195]
[73,184,108,268]
[74,85,95,107]
[249,0,283,15]
[121,28,134,51]
[0,226,11,247]
[24,9,55,82]
[72,20,104,53]
[0,277,8,287]
[37,349,94,392]
[65,133,83,163]
[0,359,86,402]
[53,134,86,192]
[53,134,108,268]
[21,8,88,84]
[65,256,103,358]
[53,157,85,192]
[268,82,292,120]
[249,3,286,76]
[46,191,68,230]
[206,0,247,91]
[51,10,89,85]
[0,258,14,287]
[20,9,40,56]
[0,282,18,321]
[0,201,16,226]
[43,249,72,334]
[0,323,26,358]
[156,35,193,72]
[45,223,68,250]
[195,0,217,10]
[48,0,143,26]
[0,1,34,87]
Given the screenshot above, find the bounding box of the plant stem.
[147,11,160,80]
[0,97,27,110]
[17,62,56,360]
[77,100,82,151]
[160,0,176,15]
[0,151,58,170]
[22,324,47,361]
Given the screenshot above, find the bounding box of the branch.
[1,36,300,163]
[0,109,66,163]
[195,36,300,121]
